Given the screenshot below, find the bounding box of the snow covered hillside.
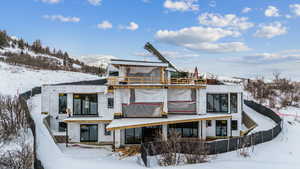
[0,62,99,96]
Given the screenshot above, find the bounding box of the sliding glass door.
[80,124,98,142]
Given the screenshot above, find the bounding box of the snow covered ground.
[0,62,99,96]
[243,104,277,132]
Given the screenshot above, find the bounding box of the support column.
[114,129,121,148]
[198,89,206,115]
[163,89,168,115]
[228,119,231,137]
[162,125,168,141]
[67,93,73,115]
[200,120,206,140]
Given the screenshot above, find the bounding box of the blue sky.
[1,0,300,80]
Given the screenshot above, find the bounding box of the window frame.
[125,128,142,144]
[107,98,114,109]
[168,122,198,138]
[73,94,98,116]
[231,120,238,130]
[207,94,229,113]
[216,120,228,137]
[230,93,238,113]
[58,93,67,114]
[80,124,98,142]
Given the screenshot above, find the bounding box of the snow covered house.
[41,59,243,148]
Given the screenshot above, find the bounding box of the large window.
[80,124,98,142]
[73,94,98,116]
[125,128,142,144]
[59,94,67,114]
[230,93,238,113]
[207,94,228,113]
[168,122,198,138]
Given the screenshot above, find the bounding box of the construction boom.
[144,42,178,72]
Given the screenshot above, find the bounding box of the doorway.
[216,120,228,137]
[142,126,162,143]
[80,124,98,142]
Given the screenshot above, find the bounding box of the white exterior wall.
[204,85,243,137]
[199,120,206,139]
[163,89,168,113]
[198,88,206,114]
[98,123,113,142]
[41,85,109,132]
[68,123,80,142]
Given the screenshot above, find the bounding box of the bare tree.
[155,130,183,166]
[0,139,33,169]
[0,96,29,143]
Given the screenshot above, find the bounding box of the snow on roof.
[111,59,168,67]
[51,79,107,86]
[64,116,112,123]
[106,114,232,131]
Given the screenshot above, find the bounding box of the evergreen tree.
[18,39,25,50]
[0,30,9,48]
[56,50,63,58]
[52,48,56,55]
[45,47,50,55]
[32,39,42,53]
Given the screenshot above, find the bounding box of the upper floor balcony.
[107,59,206,86]
[107,76,207,86]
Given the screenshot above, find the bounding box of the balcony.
[107,76,207,85]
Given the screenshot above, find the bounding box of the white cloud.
[198,13,254,30]
[134,50,200,59]
[155,26,250,53]
[142,0,151,3]
[242,7,252,13]
[164,0,199,12]
[88,0,102,6]
[290,4,300,16]
[222,50,300,64]
[183,42,250,53]
[119,22,139,31]
[97,20,112,30]
[43,15,80,23]
[156,26,240,44]
[254,22,287,39]
[264,6,280,17]
[40,0,61,4]
[208,1,216,8]
[285,14,292,19]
